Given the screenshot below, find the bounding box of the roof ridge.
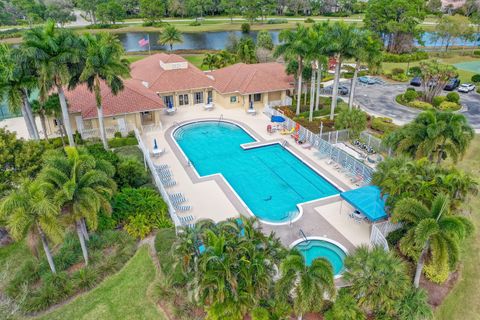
[241,67,257,94]
[219,64,241,92]
[123,81,164,106]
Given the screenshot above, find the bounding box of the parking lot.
[341,81,480,130]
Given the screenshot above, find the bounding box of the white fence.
[267,96,293,108]
[80,124,135,140]
[133,128,182,231]
[369,220,403,252]
[359,131,392,156]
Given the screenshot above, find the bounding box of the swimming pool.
[173,121,339,223]
[293,239,347,276]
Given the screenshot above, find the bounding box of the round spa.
[293,238,347,276]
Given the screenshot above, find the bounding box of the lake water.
[117,30,479,52]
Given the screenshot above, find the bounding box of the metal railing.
[133,128,181,231]
[80,124,135,140]
[359,131,392,156]
[370,224,389,251]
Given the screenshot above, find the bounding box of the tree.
[334,108,367,138]
[384,109,474,164]
[419,60,457,103]
[158,25,183,50]
[80,33,130,150]
[236,37,257,63]
[220,0,239,23]
[396,288,433,320]
[435,14,474,52]
[0,44,39,140]
[44,0,75,25]
[40,147,116,265]
[201,53,219,71]
[274,25,309,115]
[276,250,335,317]
[139,0,165,24]
[186,0,213,20]
[241,0,276,22]
[22,20,82,147]
[215,50,236,68]
[364,0,426,53]
[323,22,358,120]
[343,245,410,317]
[96,0,126,25]
[0,180,62,273]
[256,30,274,50]
[392,194,474,287]
[324,289,366,320]
[76,0,104,24]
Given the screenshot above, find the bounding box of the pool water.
[294,240,346,275]
[174,121,339,223]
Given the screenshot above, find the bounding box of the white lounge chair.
[247,108,257,115]
[204,103,214,111]
[151,147,165,157]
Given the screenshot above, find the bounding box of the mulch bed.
[420,268,461,308]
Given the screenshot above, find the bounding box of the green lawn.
[123,54,148,63]
[435,136,480,320]
[114,145,144,162]
[184,54,208,70]
[37,246,165,320]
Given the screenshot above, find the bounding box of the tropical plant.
[0,44,39,140]
[40,147,116,265]
[334,108,367,138]
[396,288,433,320]
[236,36,257,64]
[392,194,474,287]
[22,20,82,146]
[0,180,62,273]
[323,22,358,120]
[115,158,149,189]
[201,53,219,71]
[274,25,309,115]
[343,245,410,317]
[158,25,183,51]
[80,32,131,150]
[276,249,335,317]
[384,109,474,163]
[324,289,366,320]
[419,60,458,103]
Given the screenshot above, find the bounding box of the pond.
[117,30,479,52]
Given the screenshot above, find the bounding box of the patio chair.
[175,205,192,212]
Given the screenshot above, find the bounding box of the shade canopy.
[271,115,286,123]
[340,186,388,222]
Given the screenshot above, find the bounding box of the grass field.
[0,240,32,290]
[434,136,480,320]
[183,54,208,70]
[37,246,165,320]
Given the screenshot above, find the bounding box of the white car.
[458,83,475,93]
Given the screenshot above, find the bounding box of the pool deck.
[143,104,372,252]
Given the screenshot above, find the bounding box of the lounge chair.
[175,205,192,212]
[204,103,214,111]
[280,127,295,135]
[247,108,257,115]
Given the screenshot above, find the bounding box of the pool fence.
[370,221,403,251]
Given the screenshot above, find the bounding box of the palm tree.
[236,37,257,64]
[0,45,39,140]
[22,20,82,147]
[385,110,474,163]
[80,33,131,150]
[158,25,183,51]
[276,249,335,317]
[392,194,474,288]
[343,245,410,317]
[0,180,62,273]
[324,22,358,120]
[274,25,309,115]
[40,147,116,265]
[215,50,236,68]
[324,289,366,320]
[396,288,433,320]
[201,53,219,71]
[347,29,383,110]
[309,23,329,117]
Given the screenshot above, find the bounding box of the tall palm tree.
[158,25,183,51]
[324,290,366,320]
[274,25,309,115]
[201,53,219,71]
[310,23,329,114]
[0,180,62,273]
[276,250,335,317]
[236,37,257,64]
[343,245,410,317]
[392,194,474,288]
[385,110,474,163]
[40,147,116,265]
[347,29,383,110]
[80,33,131,150]
[22,20,82,147]
[0,45,39,140]
[216,50,236,68]
[324,22,358,120]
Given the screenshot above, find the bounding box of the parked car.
[410,76,422,87]
[444,78,460,91]
[338,85,349,95]
[458,83,475,93]
[358,76,376,85]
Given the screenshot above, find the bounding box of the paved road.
[348,82,480,130]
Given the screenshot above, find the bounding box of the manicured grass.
[0,240,32,289]
[114,145,144,162]
[37,246,165,320]
[184,54,208,70]
[123,54,148,63]
[435,136,480,320]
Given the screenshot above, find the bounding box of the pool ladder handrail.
[299,229,309,244]
[281,140,288,148]
[218,114,224,125]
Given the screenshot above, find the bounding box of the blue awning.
[271,115,286,123]
[340,186,388,222]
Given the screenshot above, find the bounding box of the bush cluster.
[409,100,434,110]
[407,66,422,76]
[85,24,123,29]
[382,51,429,62]
[471,74,480,83]
[241,23,250,33]
[473,50,480,56]
[446,92,460,103]
[438,101,461,111]
[267,18,288,24]
[371,117,398,134]
[304,17,315,23]
[189,21,201,26]
[108,136,138,148]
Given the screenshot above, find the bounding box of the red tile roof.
[130,53,214,93]
[65,79,164,119]
[210,62,294,95]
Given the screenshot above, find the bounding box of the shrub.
[438,101,461,111]
[403,90,418,103]
[409,100,433,110]
[391,73,408,82]
[267,18,288,24]
[189,21,201,26]
[371,117,398,134]
[432,96,447,107]
[391,67,405,75]
[471,74,480,83]
[386,227,407,247]
[97,211,117,231]
[408,66,422,76]
[305,17,315,23]
[382,51,429,63]
[114,131,122,138]
[241,23,250,33]
[85,143,120,167]
[85,23,122,29]
[108,136,138,148]
[334,108,367,138]
[423,263,449,284]
[446,91,460,103]
[124,213,152,239]
[473,50,480,56]
[72,267,99,290]
[115,158,150,189]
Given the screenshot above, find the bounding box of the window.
[194,92,204,104]
[163,95,174,107]
[253,93,261,102]
[230,96,237,103]
[179,94,189,106]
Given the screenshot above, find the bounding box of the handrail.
[299,229,309,243]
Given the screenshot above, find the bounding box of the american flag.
[138,37,149,47]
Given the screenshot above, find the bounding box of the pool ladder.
[299,229,309,244]
[217,114,224,125]
[281,140,288,148]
